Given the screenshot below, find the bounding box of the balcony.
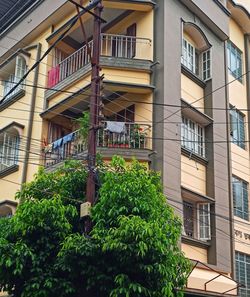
[44,122,152,169]
[47,33,152,89]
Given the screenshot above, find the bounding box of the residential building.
[153,0,249,296]
[0,0,249,297]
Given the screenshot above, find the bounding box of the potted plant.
[119,140,129,148]
[130,124,147,149]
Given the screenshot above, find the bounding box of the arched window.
[3,55,26,100]
[0,127,20,172]
[181,22,212,81]
[0,200,17,218]
[0,205,13,218]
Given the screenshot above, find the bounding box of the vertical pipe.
[20,43,42,198]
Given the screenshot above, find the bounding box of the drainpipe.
[224,40,235,278]
[20,43,42,195]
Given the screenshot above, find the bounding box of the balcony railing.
[44,122,151,168]
[47,33,151,88]
[2,76,25,100]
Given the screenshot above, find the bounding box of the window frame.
[182,38,196,73]
[0,131,20,173]
[181,115,205,158]
[183,200,211,241]
[230,106,246,150]
[232,176,249,221]
[181,37,212,82]
[197,203,211,241]
[227,41,243,83]
[235,251,250,297]
[3,55,26,101]
[202,49,212,81]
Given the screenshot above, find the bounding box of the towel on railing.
[62,132,74,145]
[105,121,126,134]
[47,65,60,88]
[53,138,63,149]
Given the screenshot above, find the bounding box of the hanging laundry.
[62,132,74,145]
[53,138,63,149]
[105,121,126,134]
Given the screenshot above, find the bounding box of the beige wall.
[181,155,206,195]
[181,74,204,111]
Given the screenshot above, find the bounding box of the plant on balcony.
[75,111,90,145]
[119,139,129,148]
[130,124,147,149]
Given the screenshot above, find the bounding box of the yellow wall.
[181,74,204,112]
[181,155,206,195]
[182,243,207,262]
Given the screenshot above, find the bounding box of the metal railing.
[44,122,151,168]
[47,34,151,87]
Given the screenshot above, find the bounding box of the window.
[181,116,205,157]
[230,107,245,149]
[108,105,135,123]
[227,41,242,82]
[183,201,211,241]
[235,252,250,297]
[202,50,211,81]
[232,176,249,221]
[182,39,195,73]
[3,56,26,101]
[181,38,211,81]
[0,131,20,172]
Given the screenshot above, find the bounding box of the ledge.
[101,56,153,72]
[45,57,153,101]
[0,164,19,178]
[97,147,152,161]
[0,89,25,112]
[181,186,215,203]
[182,235,211,248]
[181,65,206,88]
[45,148,152,172]
[181,99,213,126]
[181,147,208,165]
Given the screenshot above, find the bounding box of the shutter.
[197,203,211,240]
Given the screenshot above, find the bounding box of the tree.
[0,157,190,297]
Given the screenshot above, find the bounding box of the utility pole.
[85,1,103,234]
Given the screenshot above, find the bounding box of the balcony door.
[111,23,137,58]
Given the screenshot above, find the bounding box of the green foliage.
[16,160,88,208]
[0,156,190,297]
[0,198,77,297]
[76,111,90,143]
[60,157,191,297]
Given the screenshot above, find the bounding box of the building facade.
[0,0,249,296]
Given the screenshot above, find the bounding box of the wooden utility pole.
[85,1,103,234]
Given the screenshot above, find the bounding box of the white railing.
[101,33,151,59]
[59,40,93,82]
[2,76,25,101]
[48,34,151,88]
[44,122,151,168]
